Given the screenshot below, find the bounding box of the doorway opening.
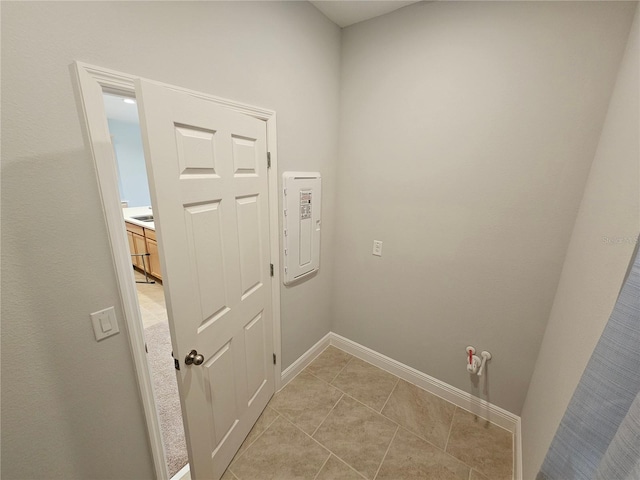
[102,92,189,479]
[74,61,282,480]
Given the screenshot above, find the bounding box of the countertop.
[123,206,155,230]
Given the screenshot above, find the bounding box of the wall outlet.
[373,240,383,257]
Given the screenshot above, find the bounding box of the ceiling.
[310,0,420,28]
[103,2,422,119]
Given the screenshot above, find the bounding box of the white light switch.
[90,307,119,341]
[373,240,383,257]
[100,317,112,333]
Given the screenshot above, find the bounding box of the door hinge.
[267,152,271,169]
[270,263,274,277]
[273,353,277,365]
[172,351,179,370]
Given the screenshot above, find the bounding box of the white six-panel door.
[135,79,274,480]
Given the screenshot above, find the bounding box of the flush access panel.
[282,172,321,285]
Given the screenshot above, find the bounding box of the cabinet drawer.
[145,228,157,241]
[125,222,144,236]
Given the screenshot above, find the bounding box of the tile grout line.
[277,411,368,480]
[306,369,336,386]
[372,425,399,480]
[378,377,399,413]
[302,369,368,435]
[311,354,409,419]
[438,409,490,480]
[444,406,457,452]
[446,453,476,474]
[228,408,281,469]
[303,365,396,425]
[328,355,353,384]
[284,362,317,387]
[395,423,479,474]
[311,393,344,437]
[336,390,400,430]
[312,365,402,423]
[337,456,369,480]
[312,452,332,480]
[282,344,339,390]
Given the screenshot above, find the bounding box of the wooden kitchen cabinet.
[126,221,144,236]
[125,221,162,281]
[125,223,143,269]
[146,238,162,279]
[132,233,147,270]
[126,230,138,268]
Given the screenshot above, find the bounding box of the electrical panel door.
[282,172,321,285]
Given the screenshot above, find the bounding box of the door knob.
[185,349,205,366]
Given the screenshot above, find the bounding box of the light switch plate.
[90,307,119,341]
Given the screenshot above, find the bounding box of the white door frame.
[71,61,283,480]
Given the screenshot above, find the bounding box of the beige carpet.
[145,321,189,477]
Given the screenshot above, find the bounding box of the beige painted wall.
[520,6,639,478]
[333,1,636,415]
[1,2,340,478]
[2,1,638,478]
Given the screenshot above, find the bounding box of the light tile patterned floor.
[225,346,513,480]
[134,270,167,329]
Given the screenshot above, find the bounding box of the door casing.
[71,61,283,480]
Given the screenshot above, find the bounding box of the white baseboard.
[170,463,190,480]
[280,332,522,480]
[280,332,331,388]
